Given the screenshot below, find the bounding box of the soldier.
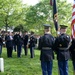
[29,31,37,58]
[69,38,75,75]
[23,31,28,56]
[5,32,13,58]
[14,32,23,58]
[38,24,55,75]
[54,25,71,75]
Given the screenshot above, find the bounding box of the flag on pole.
[71,0,75,38]
[53,0,59,31]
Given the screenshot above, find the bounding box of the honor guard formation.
[0,24,75,75]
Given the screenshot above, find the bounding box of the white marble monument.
[0,58,4,72]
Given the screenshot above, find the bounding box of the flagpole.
[50,0,60,75]
[53,0,60,37]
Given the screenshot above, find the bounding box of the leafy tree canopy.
[0,0,72,36]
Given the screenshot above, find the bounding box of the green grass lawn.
[0,47,73,75]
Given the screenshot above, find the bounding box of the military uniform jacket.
[54,33,71,61]
[13,34,17,45]
[23,35,28,45]
[29,35,37,47]
[14,34,23,46]
[69,39,75,61]
[38,34,55,61]
[5,35,13,48]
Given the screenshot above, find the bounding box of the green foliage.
[57,0,72,35]
[0,0,28,31]
[25,0,72,35]
[25,0,53,35]
[0,0,73,35]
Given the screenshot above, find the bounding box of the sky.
[22,0,73,5]
[67,0,73,4]
[22,0,40,5]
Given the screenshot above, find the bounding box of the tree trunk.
[6,24,8,32]
[5,17,8,32]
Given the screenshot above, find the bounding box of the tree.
[0,0,24,31]
[57,0,72,35]
[25,0,72,35]
[0,0,72,35]
[25,0,53,34]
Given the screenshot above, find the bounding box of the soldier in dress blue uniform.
[69,38,75,74]
[38,24,55,75]
[5,32,13,58]
[29,31,37,58]
[14,32,23,58]
[23,31,28,56]
[54,25,71,75]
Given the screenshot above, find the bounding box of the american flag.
[71,0,75,38]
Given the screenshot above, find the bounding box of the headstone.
[0,58,4,72]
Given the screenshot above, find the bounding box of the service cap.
[43,24,51,29]
[60,25,68,29]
